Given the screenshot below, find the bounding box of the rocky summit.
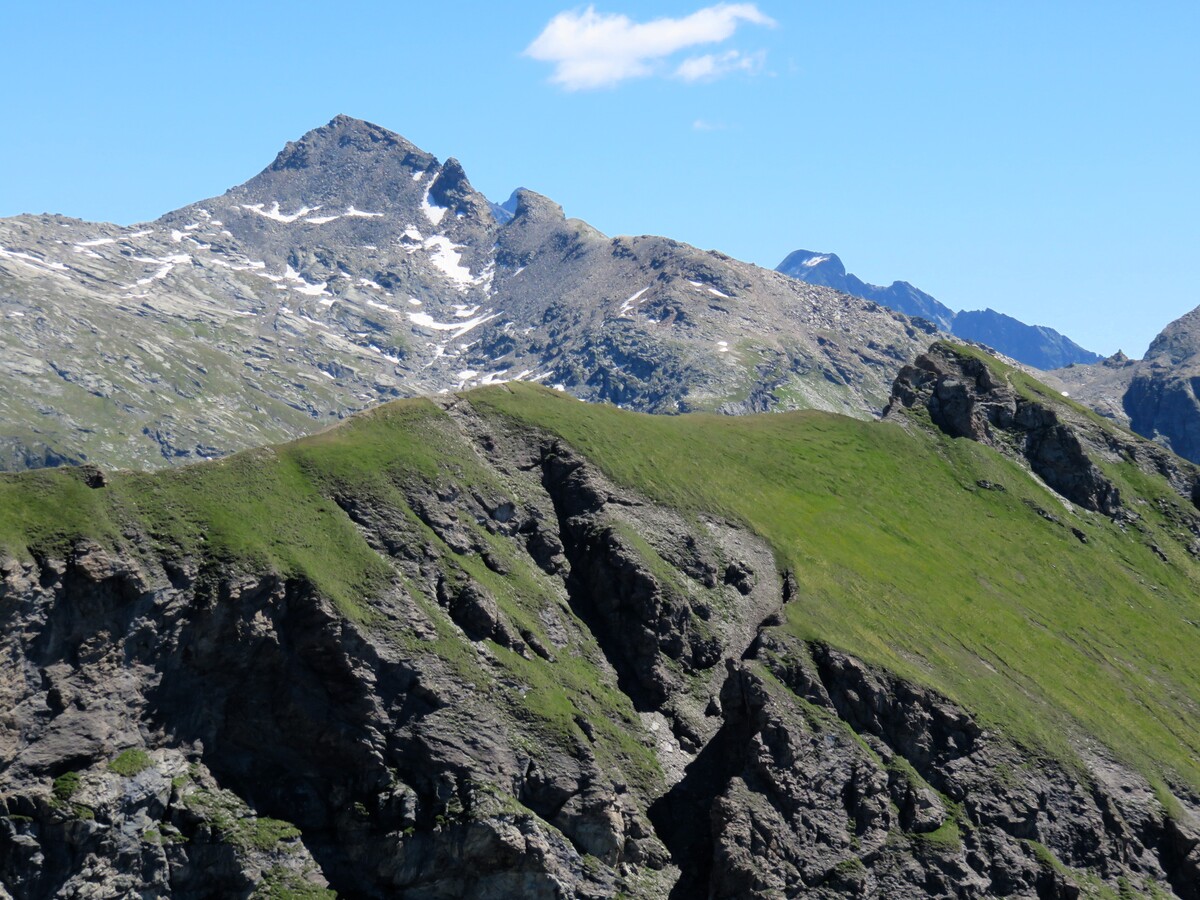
[777,250,1102,370]
[1051,302,1200,465]
[4,354,1200,897]
[0,115,936,472]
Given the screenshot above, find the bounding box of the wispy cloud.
[525,3,775,91]
[676,48,765,83]
[692,118,726,131]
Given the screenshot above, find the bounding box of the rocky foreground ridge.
[0,115,935,472]
[3,361,1200,897]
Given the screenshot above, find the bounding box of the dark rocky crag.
[887,341,1200,530]
[1123,306,1200,464]
[1047,303,1200,467]
[2,392,1199,898]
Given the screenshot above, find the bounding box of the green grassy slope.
[469,383,1200,796]
[3,376,1200,800]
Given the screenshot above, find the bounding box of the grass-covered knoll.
[0,398,461,621]
[468,382,1200,795]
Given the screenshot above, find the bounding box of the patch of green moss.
[183,787,302,852]
[51,771,81,804]
[108,748,153,777]
[252,865,336,899]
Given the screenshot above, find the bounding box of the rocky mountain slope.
[3,353,1200,898]
[1051,303,1200,465]
[0,116,936,472]
[777,250,1102,370]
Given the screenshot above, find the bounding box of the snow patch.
[283,265,330,297]
[708,287,730,298]
[77,237,116,247]
[365,344,403,364]
[420,189,447,226]
[407,308,498,340]
[618,286,650,317]
[135,253,190,285]
[305,215,341,225]
[803,255,830,267]
[241,202,319,224]
[345,206,384,218]
[423,236,475,289]
[716,340,730,353]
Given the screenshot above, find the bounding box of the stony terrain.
[0,116,935,472]
[3,357,1200,897]
[1050,304,1200,465]
[778,250,1102,369]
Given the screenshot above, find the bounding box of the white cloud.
[692,118,726,131]
[525,3,775,91]
[675,48,765,82]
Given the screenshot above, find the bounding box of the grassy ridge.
[468,383,1200,793]
[0,400,458,619]
[3,378,1200,797]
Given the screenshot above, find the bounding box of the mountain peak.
[1145,303,1200,365]
[777,249,847,280]
[267,115,433,175]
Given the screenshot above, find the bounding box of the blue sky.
[3,1,1197,357]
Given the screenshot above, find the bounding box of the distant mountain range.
[777,250,1102,370]
[0,116,938,471]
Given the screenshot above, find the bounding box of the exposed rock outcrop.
[888,341,1200,526]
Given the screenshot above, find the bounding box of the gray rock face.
[1049,305,1200,465]
[777,250,1103,370]
[1123,306,1200,463]
[0,116,937,472]
[1,401,1196,897]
